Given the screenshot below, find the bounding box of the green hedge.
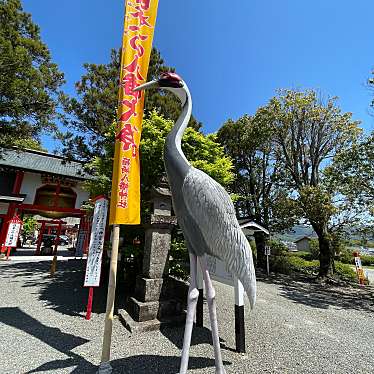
[270,254,358,282]
[337,249,374,267]
[288,251,315,261]
[334,262,357,283]
[270,255,318,275]
[360,255,374,266]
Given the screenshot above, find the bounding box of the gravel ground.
[1,260,374,374]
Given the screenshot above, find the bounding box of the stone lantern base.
[119,177,187,332]
[119,276,188,333]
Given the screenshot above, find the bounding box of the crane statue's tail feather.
[222,227,256,309]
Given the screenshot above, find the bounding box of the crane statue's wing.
[182,167,256,308]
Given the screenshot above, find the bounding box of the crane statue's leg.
[179,252,199,374]
[199,256,226,374]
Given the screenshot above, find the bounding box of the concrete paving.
[0,260,374,373]
[1,245,79,263]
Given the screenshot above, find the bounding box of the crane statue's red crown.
[159,72,183,88]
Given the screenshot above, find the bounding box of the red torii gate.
[34,219,66,256]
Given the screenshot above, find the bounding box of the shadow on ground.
[0,260,125,316]
[110,355,231,374]
[0,306,95,373]
[0,307,226,374]
[0,261,232,373]
[24,355,228,373]
[257,272,374,313]
[160,323,230,352]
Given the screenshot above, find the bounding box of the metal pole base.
[196,288,204,327]
[97,361,113,374]
[235,304,246,353]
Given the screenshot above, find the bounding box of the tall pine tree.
[0,0,64,149]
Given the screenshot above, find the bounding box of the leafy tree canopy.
[217,113,299,268]
[0,0,64,148]
[217,114,298,233]
[22,215,37,236]
[326,132,374,214]
[85,111,233,199]
[13,137,46,151]
[254,89,362,277]
[59,48,200,160]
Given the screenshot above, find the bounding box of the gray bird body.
[163,83,256,307]
[135,74,256,373]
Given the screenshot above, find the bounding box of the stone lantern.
[122,176,184,331]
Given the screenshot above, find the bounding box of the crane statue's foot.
[215,367,226,374]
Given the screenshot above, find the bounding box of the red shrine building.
[0,148,92,249]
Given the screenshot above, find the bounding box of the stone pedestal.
[122,178,185,331]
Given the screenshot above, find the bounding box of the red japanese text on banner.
[109,0,159,225]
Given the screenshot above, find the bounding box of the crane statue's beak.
[133,80,159,92]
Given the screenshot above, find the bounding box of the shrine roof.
[0,148,94,180]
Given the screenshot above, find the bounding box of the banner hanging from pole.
[109,0,159,225]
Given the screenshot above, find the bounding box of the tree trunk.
[254,231,266,269]
[315,227,334,278]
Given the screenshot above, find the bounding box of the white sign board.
[84,197,108,287]
[5,220,22,248]
[75,227,86,257]
[355,257,362,269]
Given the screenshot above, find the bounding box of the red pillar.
[85,287,94,320]
[0,171,24,246]
[53,222,62,256]
[35,222,46,255]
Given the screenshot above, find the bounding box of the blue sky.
[22,0,374,151]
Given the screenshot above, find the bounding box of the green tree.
[86,110,233,198]
[0,0,64,148]
[22,215,37,236]
[255,89,361,278]
[20,215,37,246]
[325,132,374,242]
[84,111,233,279]
[13,138,46,151]
[217,114,299,267]
[327,132,374,212]
[60,48,200,160]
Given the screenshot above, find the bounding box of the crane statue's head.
[134,72,188,106]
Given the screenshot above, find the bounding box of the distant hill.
[275,224,316,243]
[275,224,374,244]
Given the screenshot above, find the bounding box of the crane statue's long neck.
[164,84,192,187]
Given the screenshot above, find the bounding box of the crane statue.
[134,72,256,374]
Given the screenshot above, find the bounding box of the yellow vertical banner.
[110,0,159,225]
